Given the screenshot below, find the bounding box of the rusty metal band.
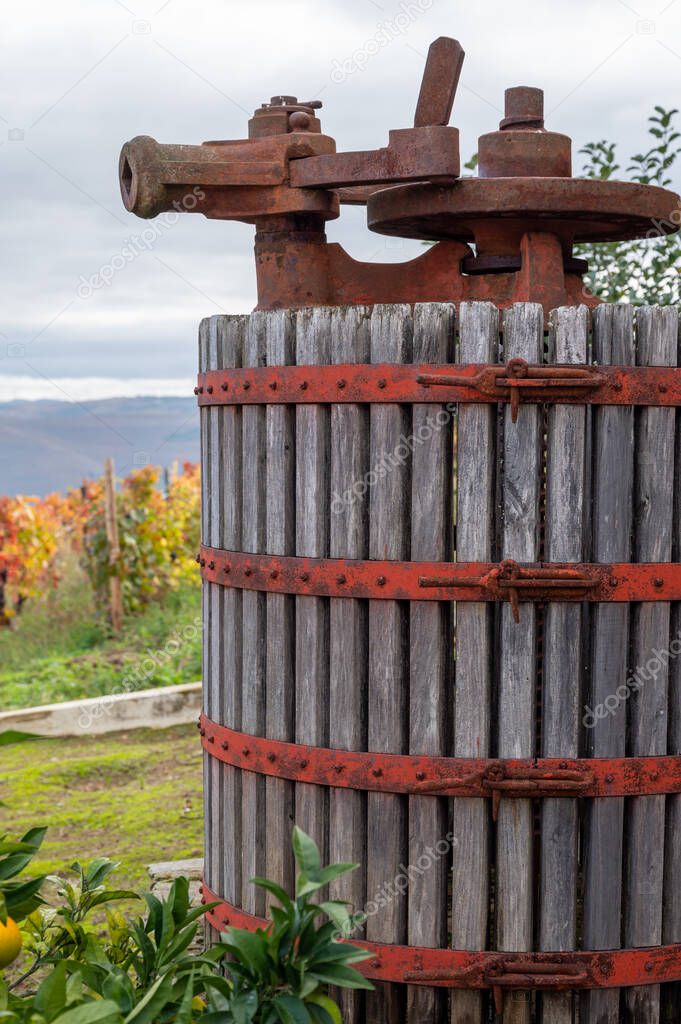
[199,716,681,806]
[199,546,681,610]
[195,361,681,415]
[200,882,681,991]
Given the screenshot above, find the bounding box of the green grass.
[0,554,201,710]
[0,725,203,890]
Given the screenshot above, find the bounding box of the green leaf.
[273,994,311,1024]
[250,878,292,908]
[34,963,67,1022]
[308,964,374,990]
[52,1001,122,1024]
[124,972,175,1024]
[292,828,321,879]
[305,995,340,1024]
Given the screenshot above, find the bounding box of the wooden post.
[329,305,370,1024]
[581,304,635,1024]
[365,304,412,1024]
[624,306,677,1023]
[103,457,123,634]
[539,305,588,1024]
[451,301,498,1024]
[408,302,455,1024]
[497,303,543,1024]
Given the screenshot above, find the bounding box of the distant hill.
[0,396,199,496]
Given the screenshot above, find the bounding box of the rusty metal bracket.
[198,545,681,608]
[195,361,681,413]
[198,715,681,804]
[200,882,681,996]
[417,357,605,422]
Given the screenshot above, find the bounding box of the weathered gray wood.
[198,319,214,938]
[539,305,588,1024]
[623,306,677,1024]
[366,304,412,1024]
[216,317,245,910]
[663,306,681,1024]
[497,303,543,1024]
[581,303,635,1024]
[295,309,330,852]
[408,302,455,1024]
[241,314,268,916]
[264,312,297,906]
[450,301,499,1024]
[328,306,371,1024]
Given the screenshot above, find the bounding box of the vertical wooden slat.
[217,317,245,910]
[497,303,543,1024]
[451,301,498,1024]
[539,305,588,1024]
[241,313,268,916]
[408,302,455,1024]
[265,311,297,903]
[623,306,677,1024]
[295,309,330,851]
[663,306,681,1024]
[581,303,635,1024]
[199,318,213,936]
[329,306,371,1024]
[365,304,413,1024]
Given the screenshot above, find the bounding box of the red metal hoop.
[196,360,681,416]
[199,716,681,816]
[199,546,681,614]
[200,882,681,1002]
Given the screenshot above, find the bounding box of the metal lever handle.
[414,36,465,127]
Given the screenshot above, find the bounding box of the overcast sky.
[1,0,680,399]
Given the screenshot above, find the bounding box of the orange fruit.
[0,916,22,969]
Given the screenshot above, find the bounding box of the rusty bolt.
[244,568,252,577]
[659,383,668,393]
[195,553,201,563]
[605,773,614,784]
[224,565,231,574]
[416,771,426,781]
[193,386,199,395]
[200,727,206,736]
[289,110,312,131]
[373,767,383,777]
[613,381,623,392]
[334,764,344,773]
[300,380,309,390]
[377,378,387,389]
[208,734,215,743]
[270,570,279,580]
[337,378,346,389]
[200,558,206,567]
[208,560,215,570]
[559,761,568,769]
[500,86,544,130]
[645,961,654,972]
[198,386,204,394]
[243,747,250,756]
[269,381,277,390]
[207,385,213,394]
[653,577,664,589]
[300,571,310,582]
[221,741,229,751]
[336,574,346,584]
[377,576,387,586]
[609,576,618,587]
[243,381,251,390]
[267,752,276,763]
[301,759,309,769]
[221,381,228,391]
[372,960,381,969]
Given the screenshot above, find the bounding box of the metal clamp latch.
[419,558,599,622]
[414,761,594,819]
[417,357,605,422]
[486,960,591,1017]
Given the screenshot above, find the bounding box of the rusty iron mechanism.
[119,36,680,317]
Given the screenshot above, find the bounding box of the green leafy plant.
[202,826,372,1023]
[1,826,372,1024]
[0,827,46,926]
[576,106,681,305]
